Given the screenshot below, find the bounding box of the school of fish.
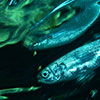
[36,0,100,84]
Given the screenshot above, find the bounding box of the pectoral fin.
[77,71,95,84]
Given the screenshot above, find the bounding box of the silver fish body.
[32,0,100,50]
[37,39,100,84]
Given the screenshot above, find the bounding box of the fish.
[31,0,100,50]
[37,39,100,84]
[8,0,18,6]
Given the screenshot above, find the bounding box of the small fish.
[37,39,100,84]
[31,0,100,50]
[8,0,18,6]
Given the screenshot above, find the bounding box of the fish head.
[37,63,61,84]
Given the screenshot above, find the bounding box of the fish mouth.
[37,74,44,83]
[37,79,43,84]
[37,79,43,83]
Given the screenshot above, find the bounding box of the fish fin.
[77,71,95,84]
[93,32,100,40]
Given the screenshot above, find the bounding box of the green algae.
[0,0,75,48]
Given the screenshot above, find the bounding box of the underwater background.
[0,0,100,100]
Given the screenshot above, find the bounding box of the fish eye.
[41,71,49,78]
